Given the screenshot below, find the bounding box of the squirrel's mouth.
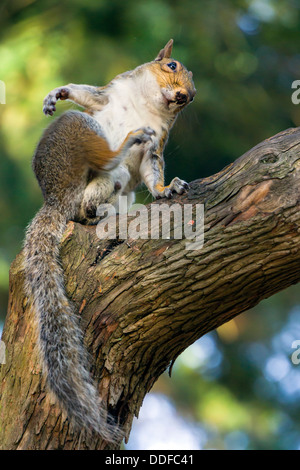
[174,91,188,105]
[162,89,189,108]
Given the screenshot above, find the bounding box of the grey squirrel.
[24,39,196,442]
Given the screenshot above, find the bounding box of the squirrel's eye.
[167,62,177,71]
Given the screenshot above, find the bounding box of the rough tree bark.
[0,127,299,450]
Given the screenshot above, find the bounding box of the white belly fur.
[93,70,164,151]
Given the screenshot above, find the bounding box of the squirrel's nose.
[175,91,188,104]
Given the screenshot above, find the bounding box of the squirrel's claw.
[132,127,156,145]
[171,177,189,194]
[153,177,189,199]
[43,87,70,116]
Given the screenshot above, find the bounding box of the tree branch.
[0,127,299,450]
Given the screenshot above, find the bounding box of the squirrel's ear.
[155,39,174,61]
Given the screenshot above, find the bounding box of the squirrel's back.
[33,111,103,204]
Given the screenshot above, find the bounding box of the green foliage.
[0,0,299,449]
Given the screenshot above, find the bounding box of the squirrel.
[24,39,196,442]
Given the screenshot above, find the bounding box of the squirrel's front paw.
[169,177,189,195]
[131,127,156,145]
[153,177,189,199]
[43,87,70,116]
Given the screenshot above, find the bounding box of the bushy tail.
[24,204,121,442]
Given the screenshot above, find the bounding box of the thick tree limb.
[0,127,299,450]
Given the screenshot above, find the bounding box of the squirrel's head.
[148,39,196,115]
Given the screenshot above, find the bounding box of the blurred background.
[0,0,300,450]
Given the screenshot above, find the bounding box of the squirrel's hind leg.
[75,164,131,225]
